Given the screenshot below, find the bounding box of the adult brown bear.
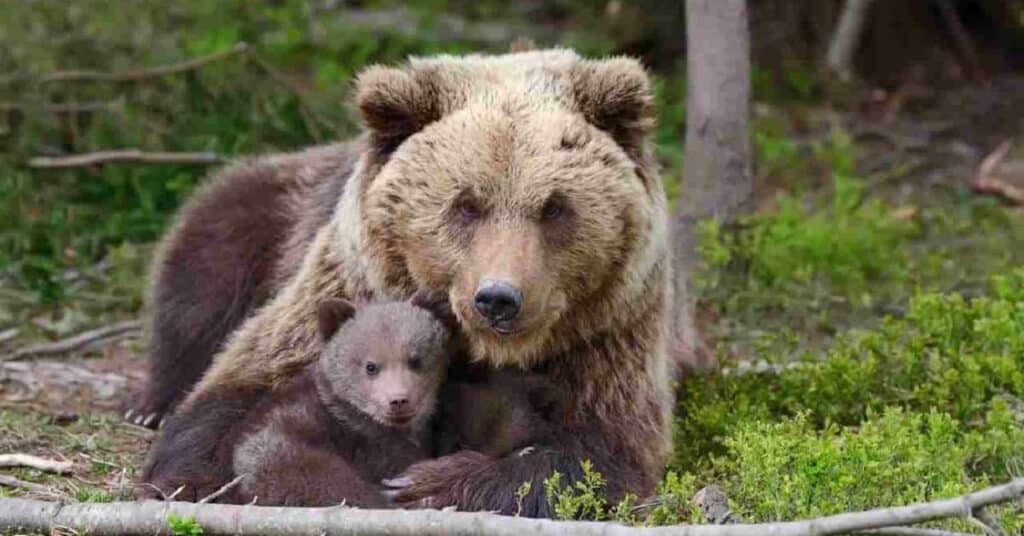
[137,49,680,517]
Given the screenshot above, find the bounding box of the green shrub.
[675,270,1024,471]
[168,514,204,536]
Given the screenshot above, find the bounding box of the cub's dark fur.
[225,292,453,506]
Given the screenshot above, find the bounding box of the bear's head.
[356,50,666,368]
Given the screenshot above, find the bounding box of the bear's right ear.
[318,298,356,341]
[355,66,441,152]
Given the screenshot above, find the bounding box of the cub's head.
[315,291,455,429]
[357,50,662,367]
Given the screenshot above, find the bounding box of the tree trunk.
[672,0,753,371]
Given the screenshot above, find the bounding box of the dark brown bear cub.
[227,292,453,507]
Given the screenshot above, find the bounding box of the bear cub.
[228,291,454,507]
[225,290,566,507]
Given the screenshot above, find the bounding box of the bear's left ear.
[355,65,442,153]
[410,289,459,332]
[570,57,654,159]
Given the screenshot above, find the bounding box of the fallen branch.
[0,479,1020,536]
[4,320,141,360]
[42,43,249,83]
[0,454,72,475]
[1,360,128,401]
[28,150,220,169]
[0,474,51,494]
[971,140,1023,206]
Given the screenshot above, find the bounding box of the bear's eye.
[408,356,422,371]
[365,362,379,376]
[541,196,565,221]
[456,197,482,220]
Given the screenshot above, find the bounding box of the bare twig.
[826,0,876,82]
[0,454,72,475]
[198,475,247,504]
[0,479,1021,536]
[971,140,1023,206]
[28,150,220,169]
[4,320,141,360]
[42,43,249,83]
[0,474,51,494]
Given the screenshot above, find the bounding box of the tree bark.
[673,0,753,371]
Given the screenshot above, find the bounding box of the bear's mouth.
[489,320,523,337]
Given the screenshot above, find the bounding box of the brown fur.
[142,49,678,517]
[153,296,452,506]
[130,143,359,423]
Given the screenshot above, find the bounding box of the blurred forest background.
[1,1,1023,530]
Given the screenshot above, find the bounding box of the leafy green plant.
[168,514,204,536]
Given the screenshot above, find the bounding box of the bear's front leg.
[383,429,645,518]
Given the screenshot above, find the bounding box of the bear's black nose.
[474,279,523,323]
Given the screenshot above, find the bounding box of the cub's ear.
[355,65,441,152]
[570,57,654,158]
[318,298,356,341]
[410,289,459,332]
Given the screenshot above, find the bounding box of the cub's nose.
[473,279,523,323]
[389,397,410,411]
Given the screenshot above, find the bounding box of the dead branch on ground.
[971,140,1023,206]
[5,320,141,360]
[1,360,128,401]
[0,475,53,494]
[0,478,1020,536]
[0,454,72,475]
[28,150,220,169]
[42,43,249,83]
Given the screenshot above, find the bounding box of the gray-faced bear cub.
[220,290,565,508]
[227,291,454,507]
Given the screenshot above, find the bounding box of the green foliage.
[711,175,915,297]
[676,270,1024,469]
[725,409,971,520]
[543,460,613,521]
[74,486,116,503]
[167,514,204,536]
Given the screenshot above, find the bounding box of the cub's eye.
[455,196,482,220]
[365,362,379,376]
[408,356,422,371]
[541,197,565,221]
